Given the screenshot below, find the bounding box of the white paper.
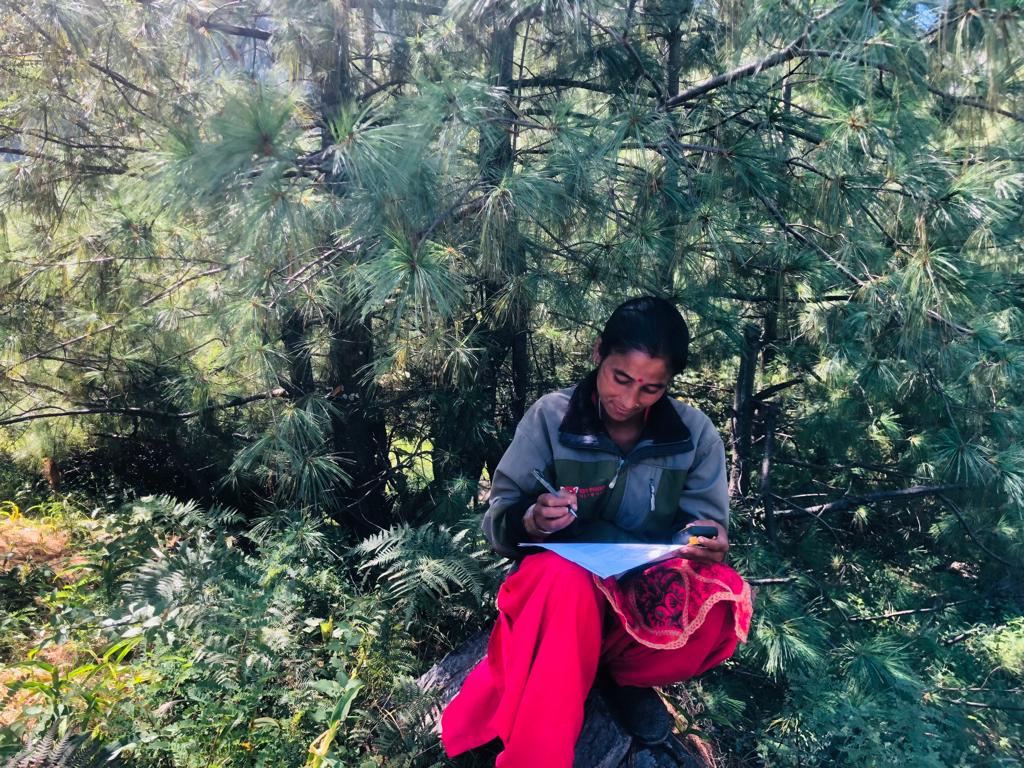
[517,541,681,579]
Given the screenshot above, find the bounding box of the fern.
[353,522,497,622]
[4,726,119,768]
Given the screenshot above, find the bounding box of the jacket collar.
[558,370,693,459]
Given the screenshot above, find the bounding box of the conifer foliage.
[1,1,1023,765]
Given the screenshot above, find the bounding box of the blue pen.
[532,469,578,518]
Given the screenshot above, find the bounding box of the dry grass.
[0,644,81,729]
[1,512,88,730]
[0,514,88,578]
[0,516,71,569]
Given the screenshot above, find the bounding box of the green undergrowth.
[0,489,503,767]
[1,489,1022,767]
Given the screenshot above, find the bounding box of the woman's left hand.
[675,520,729,564]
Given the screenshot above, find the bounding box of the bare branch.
[186,13,272,41]
[748,576,797,585]
[664,34,808,108]
[4,262,236,373]
[775,484,961,519]
[509,77,626,96]
[938,494,1015,568]
[0,388,288,428]
[849,598,970,622]
[933,696,1024,712]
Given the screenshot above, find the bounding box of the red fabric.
[441,551,751,767]
[597,558,752,650]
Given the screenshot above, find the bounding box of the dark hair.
[598,296,690,375]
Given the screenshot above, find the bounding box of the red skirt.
[442,551,752,767]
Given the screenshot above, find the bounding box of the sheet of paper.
[517,542,681,579]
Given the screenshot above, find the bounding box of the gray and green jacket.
[483,371,729,559]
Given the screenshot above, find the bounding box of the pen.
[532,469,578,518]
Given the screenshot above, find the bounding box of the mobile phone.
[683,525,718,546]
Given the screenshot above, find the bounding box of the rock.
[416,634,713,767]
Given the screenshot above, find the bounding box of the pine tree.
[2,1,1023,762]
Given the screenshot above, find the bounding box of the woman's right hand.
[524,491,577,539]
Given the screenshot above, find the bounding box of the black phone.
[683,525,718,544]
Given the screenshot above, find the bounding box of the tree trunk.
[327,311,389,530]
[316,4,390,532]
[728,324,760,499]
[428,23,529,494]
[384,0,410,89]
[759,403,777,542]
[658,23,683,293]
[280,309,314,396]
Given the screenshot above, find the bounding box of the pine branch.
[746,183,866,286]
[273,238,366,299]
[768,492,842,543]
[796,48,1024,124]
[360,79,406,102]
[933,696,1024,712]
[4,262,236,372]
[736,115,823,146]
[774,458,927,480]
[12,6,155,98]
[665,35,1024,124]
[347,0,444,14]
[663,33,809,108]
[584,12,664,101]
[185,13,272,41]
[0,389,289,427]
[753,378,803,402]
[849,598,971,622]
[0,145,127,174]
[0,123,146,153]
[774,484,960,519]
[508,77,629,96]
[938,495,1015,568]
[716,293,851,303]
[942,627,983,646]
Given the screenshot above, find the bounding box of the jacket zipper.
[649,477,656,513]
[607,457,626,489]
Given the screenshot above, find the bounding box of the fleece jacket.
[482,371,729,559]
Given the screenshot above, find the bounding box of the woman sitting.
[442,296,752,767]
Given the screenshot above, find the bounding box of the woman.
[442,297,752,767]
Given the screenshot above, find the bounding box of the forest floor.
[0,514,75,569]
[0,513,86,729]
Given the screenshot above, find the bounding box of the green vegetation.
[1,0,1023,765]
